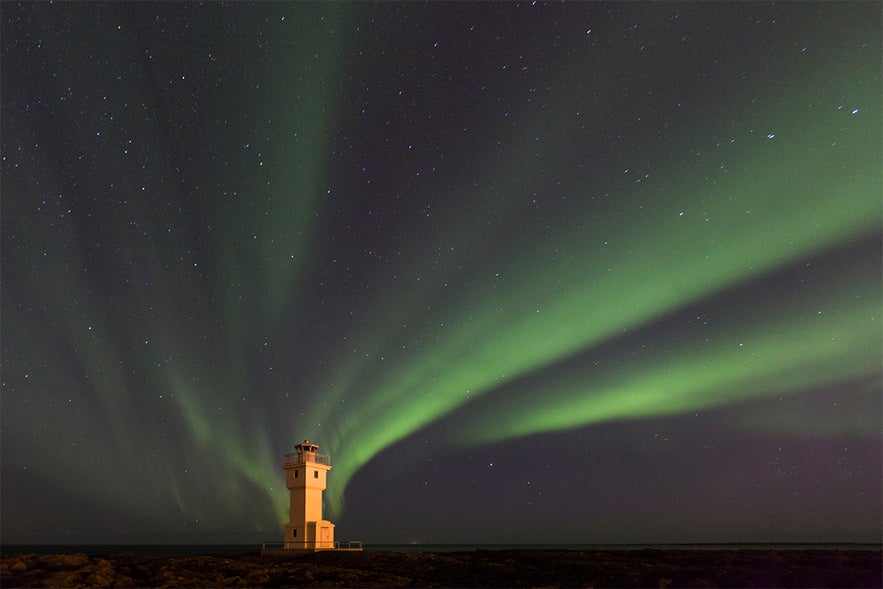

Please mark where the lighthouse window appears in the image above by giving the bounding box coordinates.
[314,470,319,478]
[294,471,298,478]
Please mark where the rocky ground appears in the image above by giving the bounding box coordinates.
[2,548,881,588]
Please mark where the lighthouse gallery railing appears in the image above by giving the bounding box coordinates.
[283,451,330,466]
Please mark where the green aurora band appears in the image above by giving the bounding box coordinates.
[311,46,881,517]
[1,4,350,536]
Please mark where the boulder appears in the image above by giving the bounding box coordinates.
[38,553,90,569]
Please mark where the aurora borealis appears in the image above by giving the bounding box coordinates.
[2,1,880,546]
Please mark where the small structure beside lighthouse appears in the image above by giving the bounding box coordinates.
[282,440,335,550]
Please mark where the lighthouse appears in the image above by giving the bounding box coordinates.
[282,440,335,550]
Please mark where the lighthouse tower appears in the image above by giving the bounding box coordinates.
[282,440,335,550]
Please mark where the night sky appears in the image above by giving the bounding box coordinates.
[2,2,881,546]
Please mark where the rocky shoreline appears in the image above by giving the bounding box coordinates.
[2,548,881,588]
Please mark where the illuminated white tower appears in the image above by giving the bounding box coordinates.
[282,440,335,550]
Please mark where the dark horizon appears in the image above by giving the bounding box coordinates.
[5,540,881,549]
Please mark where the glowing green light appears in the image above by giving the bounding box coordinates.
[317,49,881,516]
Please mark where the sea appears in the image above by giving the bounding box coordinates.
[2,543,880,557]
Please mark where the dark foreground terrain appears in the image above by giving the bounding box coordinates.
[2,548,881,588]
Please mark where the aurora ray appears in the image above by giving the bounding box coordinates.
[314,44,881,514]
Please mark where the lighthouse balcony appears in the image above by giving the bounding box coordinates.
[283,451,330,466]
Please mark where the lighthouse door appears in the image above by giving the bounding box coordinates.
[321,526,331,546]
